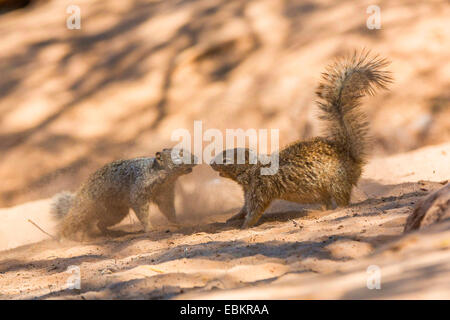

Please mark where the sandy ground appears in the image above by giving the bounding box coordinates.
[0,142,449,299]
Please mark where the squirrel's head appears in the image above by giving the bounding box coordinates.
[156,148,197,173]
[210,148,257,182]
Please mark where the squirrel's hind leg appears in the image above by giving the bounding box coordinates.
[332,185,352,207]
[321,196,337,210]
[58,205,98,241]
[95,203,129,235]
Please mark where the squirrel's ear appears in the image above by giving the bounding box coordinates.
[155,152,161,160]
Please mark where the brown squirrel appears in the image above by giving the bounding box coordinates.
[51,148,196,240]
[210,50,392,228]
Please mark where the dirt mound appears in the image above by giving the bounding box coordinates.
[404,183,450,232]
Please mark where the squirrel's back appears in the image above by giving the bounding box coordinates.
[50,157,156,221]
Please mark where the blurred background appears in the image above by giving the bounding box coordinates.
[0,0,449,207]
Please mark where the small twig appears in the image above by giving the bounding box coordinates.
[27,219,59,241]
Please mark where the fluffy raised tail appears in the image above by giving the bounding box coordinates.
[316,50,392,165]
[50,191,75,220]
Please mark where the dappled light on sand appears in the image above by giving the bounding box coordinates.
[0,0,449,300]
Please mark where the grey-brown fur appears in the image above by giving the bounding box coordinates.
[50,191,74,220]
[51,148,196,240]
[210,50,392,228]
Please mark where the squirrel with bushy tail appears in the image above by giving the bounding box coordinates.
[50,148,196,240]
[211,50,393,228]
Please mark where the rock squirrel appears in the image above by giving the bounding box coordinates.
[51,148,196,240]
[210,50,393,228]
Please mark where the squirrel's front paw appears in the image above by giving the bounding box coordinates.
[241,213,261,229]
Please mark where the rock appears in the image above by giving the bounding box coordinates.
[404,184,450,232]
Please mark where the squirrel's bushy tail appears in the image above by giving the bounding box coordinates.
[316,50,392,164]
[50,191,75,220]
